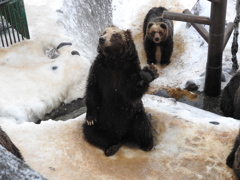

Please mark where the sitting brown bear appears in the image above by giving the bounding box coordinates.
[82,25,159,156]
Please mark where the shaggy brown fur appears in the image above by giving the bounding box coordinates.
[83,25,159,156]
[143,6,174,65]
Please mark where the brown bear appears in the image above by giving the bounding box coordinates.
[82,25,159,156]
[143,6,174,65]
[220,71,240,119]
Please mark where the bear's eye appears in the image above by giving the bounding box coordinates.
[151,31,155,36]
[112,34,117,38]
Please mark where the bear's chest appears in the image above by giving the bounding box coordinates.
[98,68,126,95]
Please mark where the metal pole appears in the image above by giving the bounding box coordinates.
[204,0,227,97]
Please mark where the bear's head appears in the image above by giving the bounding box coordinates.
[97,25,135,57]
[146,22,168,43]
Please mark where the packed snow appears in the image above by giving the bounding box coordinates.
[0,0,240,179]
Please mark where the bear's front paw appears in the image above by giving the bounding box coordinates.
[141,64,159,82]
[160,59,171,66]
[86,118,97,126]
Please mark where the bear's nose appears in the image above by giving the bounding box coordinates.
[154,37,160,42]
[99,37,105,44]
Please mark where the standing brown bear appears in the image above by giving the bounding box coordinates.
[143,6,174,66]
[82,25,159,156]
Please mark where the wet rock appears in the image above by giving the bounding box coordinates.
[209,121,220,125]
[71,50,80,56]
[44,42,72,59]
[44,98,86,121]
[44,47,59,59]
[185,80,199,91]
[153,89,170,98]
[0,145,46,180]
[52,66,58,70]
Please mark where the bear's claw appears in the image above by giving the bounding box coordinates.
[141,64,159,82]
[148,64,159,79]
[86,119,96,126]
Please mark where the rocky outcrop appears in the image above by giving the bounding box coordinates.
[0,145,46,180]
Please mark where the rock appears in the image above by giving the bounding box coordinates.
[71,50,80,56]
[43,98,86,121]
[153,89,170,98]
[0,145,46,180]
[185,80,199,91]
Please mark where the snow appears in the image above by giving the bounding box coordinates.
[0,0,240,179]
[0,0,91,123]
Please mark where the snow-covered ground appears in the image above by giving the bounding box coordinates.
[0,0,240,179]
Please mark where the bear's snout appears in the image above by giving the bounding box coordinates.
[99,37,105,45]
[154,37,160,42]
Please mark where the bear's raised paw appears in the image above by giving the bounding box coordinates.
[141,64,159,82]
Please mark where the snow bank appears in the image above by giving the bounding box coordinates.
[0,41,90,123]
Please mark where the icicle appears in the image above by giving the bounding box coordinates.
[231,0,240,72]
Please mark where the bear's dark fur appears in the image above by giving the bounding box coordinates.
[82,25,159,156]
[0,127,24,161]
[226,130,240,180]
[143,6,174,65]
[220,71,240,119]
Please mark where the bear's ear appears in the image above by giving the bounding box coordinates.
[160,23,167,29]
[147,22,154,29]
[125,29,132,41]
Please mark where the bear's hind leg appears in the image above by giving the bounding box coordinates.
[82,122,122,156]
[127,109,154,152]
